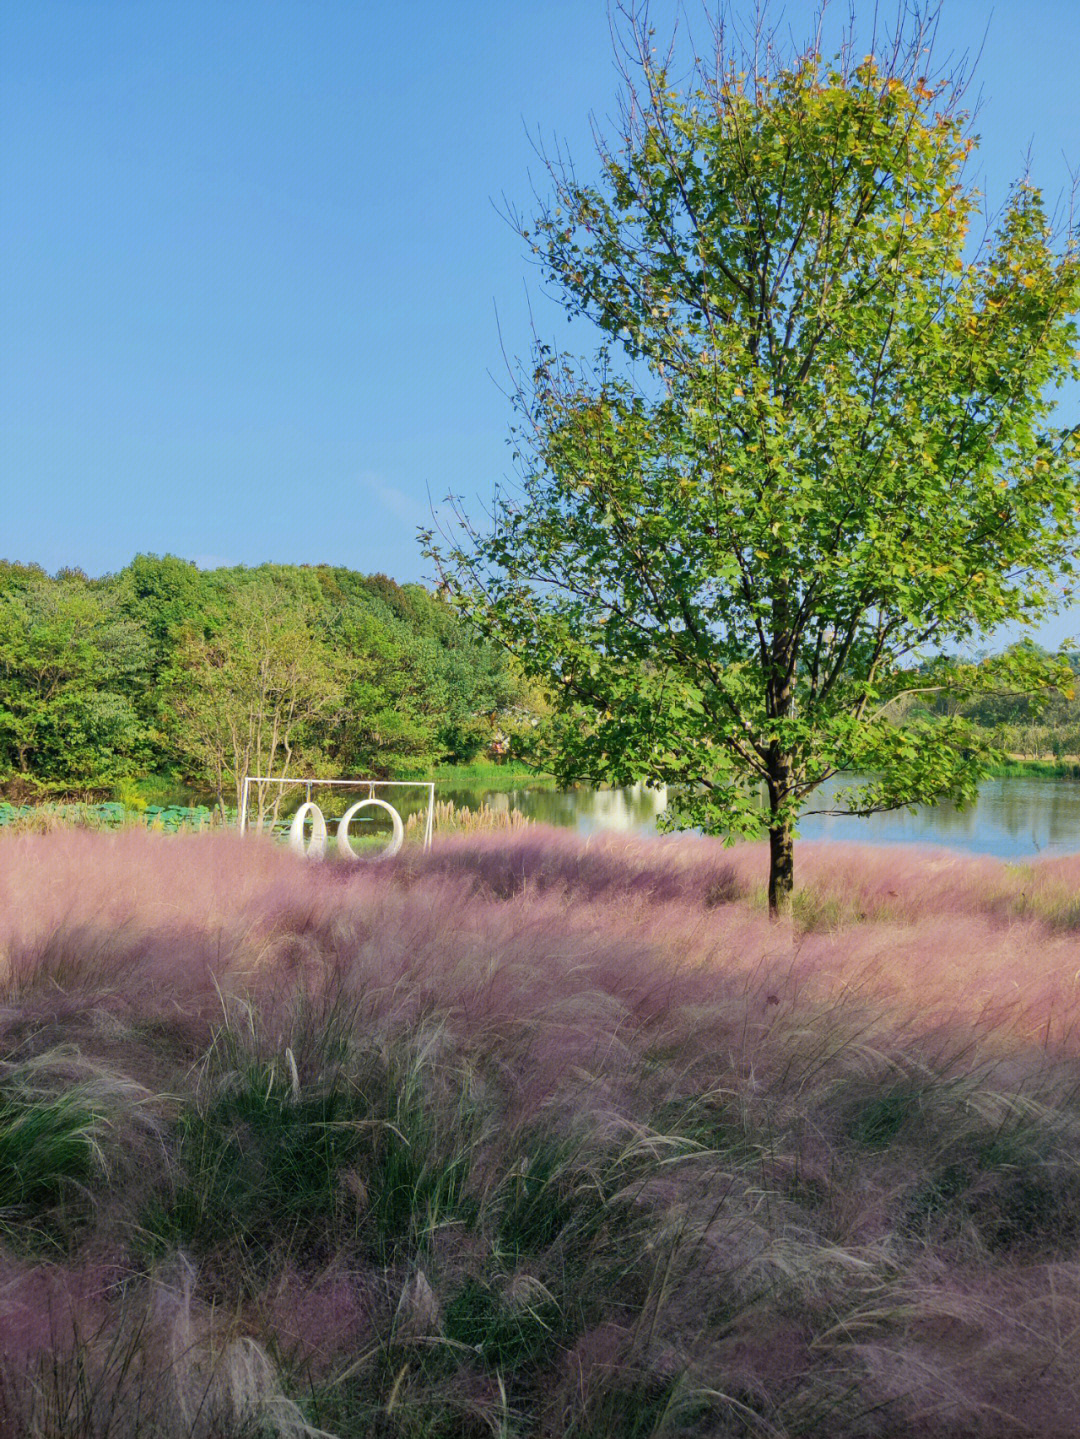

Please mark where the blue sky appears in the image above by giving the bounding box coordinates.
[2,1,1077,639]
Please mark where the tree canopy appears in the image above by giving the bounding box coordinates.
[0,557,535,800]
[431,4,1080,911]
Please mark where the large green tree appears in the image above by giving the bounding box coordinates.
[329,600,454,773]
[431,7,1080,912]
[170,580,342,824]
[0,571,151,787]
[317,571,530,772]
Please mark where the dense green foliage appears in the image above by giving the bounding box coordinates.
[0,556,535,804]
[433,14,1080,912]
[912,645,1080,763]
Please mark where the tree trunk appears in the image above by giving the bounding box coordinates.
[768,819,794,917]
[765,746,795,917]
[765,600,796,919]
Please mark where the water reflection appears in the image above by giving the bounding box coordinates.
[259,772,1080,860]
[803,774,1080,857]
[437,781,669,834]
[430,774,1080,860]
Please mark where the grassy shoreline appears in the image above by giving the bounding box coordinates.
[3,752,1080,810]
[3,756,1080,839]
[985,755,1080,778]
[392,758,557,787]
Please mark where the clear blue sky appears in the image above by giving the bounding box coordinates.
[2,1,1077,637]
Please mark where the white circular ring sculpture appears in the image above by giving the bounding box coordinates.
[337,798,405,861]
[288,801,327,859]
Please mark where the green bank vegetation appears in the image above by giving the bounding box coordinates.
[0,557,548,817]
[908,646,1080,770]
[3,552,1078,838]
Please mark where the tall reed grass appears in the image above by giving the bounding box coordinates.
[4,827,1080,1435]
[404,798,533,836]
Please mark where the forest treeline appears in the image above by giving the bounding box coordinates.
[0,555,541,809]
[3,553,1079,813]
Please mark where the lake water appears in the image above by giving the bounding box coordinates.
[434,773,1080,861]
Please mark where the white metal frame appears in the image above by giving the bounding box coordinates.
[239,776,435,851]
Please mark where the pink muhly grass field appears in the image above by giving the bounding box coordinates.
[3,826,1080,1436]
